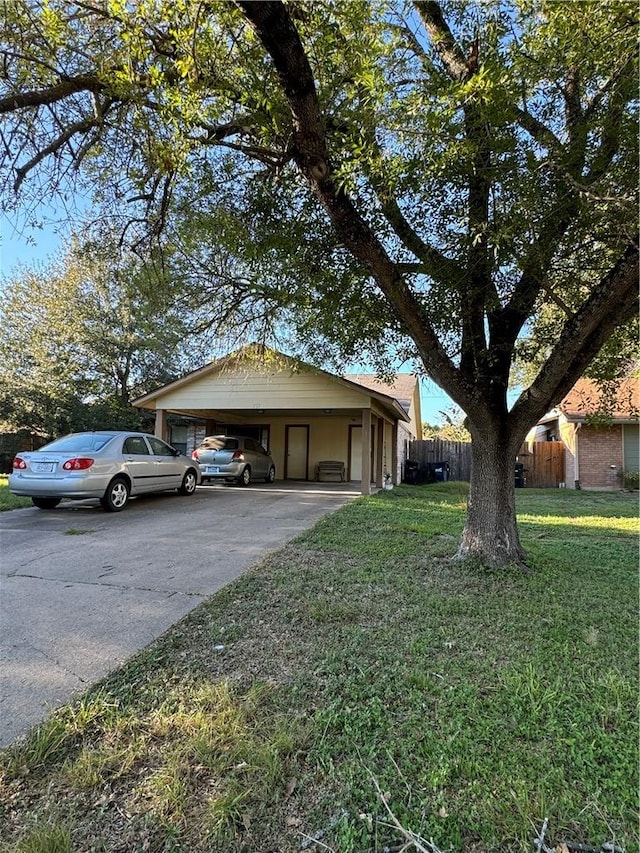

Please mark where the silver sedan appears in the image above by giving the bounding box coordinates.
[9,431,201,512]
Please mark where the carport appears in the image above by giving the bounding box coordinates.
[133,345,421,495]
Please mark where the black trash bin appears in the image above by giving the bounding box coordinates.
[421,464,437,484]
[515,462,525,488]
[431,461,450,482]
[403,459,420,485]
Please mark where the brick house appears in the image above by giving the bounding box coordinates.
[529,378,639,489]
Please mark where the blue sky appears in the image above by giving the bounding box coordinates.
[418,379,458,425]
[1,210,69,277]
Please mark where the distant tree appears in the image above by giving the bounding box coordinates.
[514,309,639,388]
[0,237,197,436]
[423,408,471,442]
[1,1,637,565]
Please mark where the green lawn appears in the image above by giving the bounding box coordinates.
[0,477,30,511]
[0,484,637,853]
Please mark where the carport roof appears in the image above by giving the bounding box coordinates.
[133,344,412,423]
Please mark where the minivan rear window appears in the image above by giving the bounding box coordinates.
[201,436,227,450]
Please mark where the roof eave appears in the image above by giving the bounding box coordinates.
[132,346,411,423]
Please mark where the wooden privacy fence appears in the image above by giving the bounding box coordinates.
[407,439,565,487]
[408,439,472,482]
[519,441,565,488]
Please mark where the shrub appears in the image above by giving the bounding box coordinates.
[621,469,640,490]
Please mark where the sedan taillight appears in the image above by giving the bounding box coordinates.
[62,457,95,471]
[12,457,27,470]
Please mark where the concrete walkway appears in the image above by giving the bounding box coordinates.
[0,481,359,746]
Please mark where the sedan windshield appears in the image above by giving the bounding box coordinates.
[41,434,116,453]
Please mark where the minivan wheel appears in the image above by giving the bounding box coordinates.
[101,477,130,512]
[32,497,61,509]
[178,469,198,495]
[238,466,251,486]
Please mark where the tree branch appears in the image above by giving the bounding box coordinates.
[413,0,470,81]
[489,167,583,361]
[0,75,106,114]
[583,54,636,122]
[512,105,562,152]
[563,65,583,138]
[461,100,493,380]
[13,113,100,192]
[510,240,639,430]
[235,0,469,406]
[585,59,636,183]
[412,1,498,384]
[357,118,460,287]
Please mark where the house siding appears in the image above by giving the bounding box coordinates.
[157,368,367,411]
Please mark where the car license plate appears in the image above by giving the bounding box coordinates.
[32,462,55,473]
[205,466,220,474]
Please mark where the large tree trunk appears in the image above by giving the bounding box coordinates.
[457,431,526,566]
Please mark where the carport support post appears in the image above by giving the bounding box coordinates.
[376,418,384,488]
[392,421,399,484]
[361,408,372,495]
[155,408,168,441]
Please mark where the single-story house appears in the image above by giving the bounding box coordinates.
[528,377,639,489]
[132,345,422,494]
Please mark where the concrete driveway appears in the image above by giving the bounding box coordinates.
[0,481,358,747]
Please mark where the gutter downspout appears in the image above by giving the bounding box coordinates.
[574,422,582,489]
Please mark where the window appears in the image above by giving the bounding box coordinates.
[201,436,226,450]
[148,437,176,457]
[170,425,187,456]
[123,436,150,455]
[44,434,114,453]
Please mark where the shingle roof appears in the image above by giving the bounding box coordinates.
[345,374,418,413]
[557,377,639,421]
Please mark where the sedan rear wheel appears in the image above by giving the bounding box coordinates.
[101,477,130,512]
[238,466,251,486]
[32,497,61,509]
[178,469,198,495]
